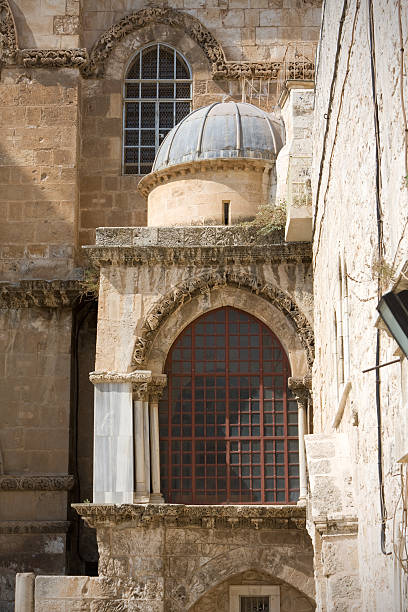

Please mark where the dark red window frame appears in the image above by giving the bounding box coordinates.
[159,307,299,504]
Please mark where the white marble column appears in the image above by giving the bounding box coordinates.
[90,371,151,504]
[133,377,151,503]
[149,375,167,503]
[288,376,310,507]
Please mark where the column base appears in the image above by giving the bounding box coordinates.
[149,493,164,504]
[297,496,307,507]
[133,492,150,503]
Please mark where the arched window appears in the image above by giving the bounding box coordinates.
[123,43,192,175]
[159,307,299,505]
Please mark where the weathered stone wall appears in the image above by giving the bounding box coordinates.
[12,0,81,49]
[311,0,408,609]
[0,306,73,610]
[33,504,315,612]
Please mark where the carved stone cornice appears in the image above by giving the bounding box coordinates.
[149,375,167,402]
[73,502,306,530]
[0,520,71,534]
[89,370,152,385]
[21,48,88,68]
[314,516,359,537]
[138,158,274,199]
[130,270,314,370]
[0,0,18,64]
[0,280,83,308]
[0,474,75,491]
[84,244,311,269]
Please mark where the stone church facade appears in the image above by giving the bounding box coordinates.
[1,0,408,611]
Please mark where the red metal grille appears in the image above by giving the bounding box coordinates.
[159,307,299,504]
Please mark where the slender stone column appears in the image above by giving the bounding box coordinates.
[133,377,151,503]
[288,376,310,507]
[149,375,167,503]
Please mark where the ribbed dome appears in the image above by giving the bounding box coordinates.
[153,101,283,172]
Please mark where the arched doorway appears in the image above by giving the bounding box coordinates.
[159,307,299,504]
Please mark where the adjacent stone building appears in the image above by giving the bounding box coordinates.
[3,0,408,611]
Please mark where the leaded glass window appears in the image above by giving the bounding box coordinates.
[159,307,300,505]
[123,43,192,175]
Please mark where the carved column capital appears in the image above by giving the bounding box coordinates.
[149,375,167,402]
[90,370,152,386]
[288,376,310,408]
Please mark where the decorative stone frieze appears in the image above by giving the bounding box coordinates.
[0,0,17,63]
[0,520,71,534]
[0,280,83,308]
[73,502,306,530]
[130,270,314,369]
[21,48,88,68]
[89,370,152,385]
[0,474,75,491]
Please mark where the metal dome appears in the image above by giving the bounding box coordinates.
[152,101,283,172]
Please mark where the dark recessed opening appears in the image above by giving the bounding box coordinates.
[223,201,230,225]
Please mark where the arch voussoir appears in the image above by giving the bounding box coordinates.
[131,270,314,371]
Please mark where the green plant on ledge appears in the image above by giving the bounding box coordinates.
[80,267,100,300]
[242,200,287,234]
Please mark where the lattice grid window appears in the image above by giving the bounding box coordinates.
[240,597,270,612]
[159,307,300,505]
[123,43,192,175]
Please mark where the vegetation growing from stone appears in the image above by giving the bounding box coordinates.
[80,267,100,299]
[242,200,287,234]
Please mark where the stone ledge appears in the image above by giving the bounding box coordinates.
[0,474,75,491]
[84,243,312,268]
[0,280,83,308]
[0,521,71,534]
[94,226,286,248]
[73,503,306,530]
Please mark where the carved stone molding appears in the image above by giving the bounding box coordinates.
[0,474,75,491]
[85,243,311,268]
[0,0,17,64]
[0,280,83,308]
[73,502,306,530]
[21,48,88,68]
[314,516,359,537]
[131,270,314,370]
[138,158,274,199]
[89,370,152,385]
[0,520,71,534]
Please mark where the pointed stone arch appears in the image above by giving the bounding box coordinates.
[0,0,18,63]
[131,270,314,371]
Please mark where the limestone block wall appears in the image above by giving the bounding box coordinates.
[0,67,80,281]
[0,306,73,611]
[12,0,80,49]
[311,0,408,609]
